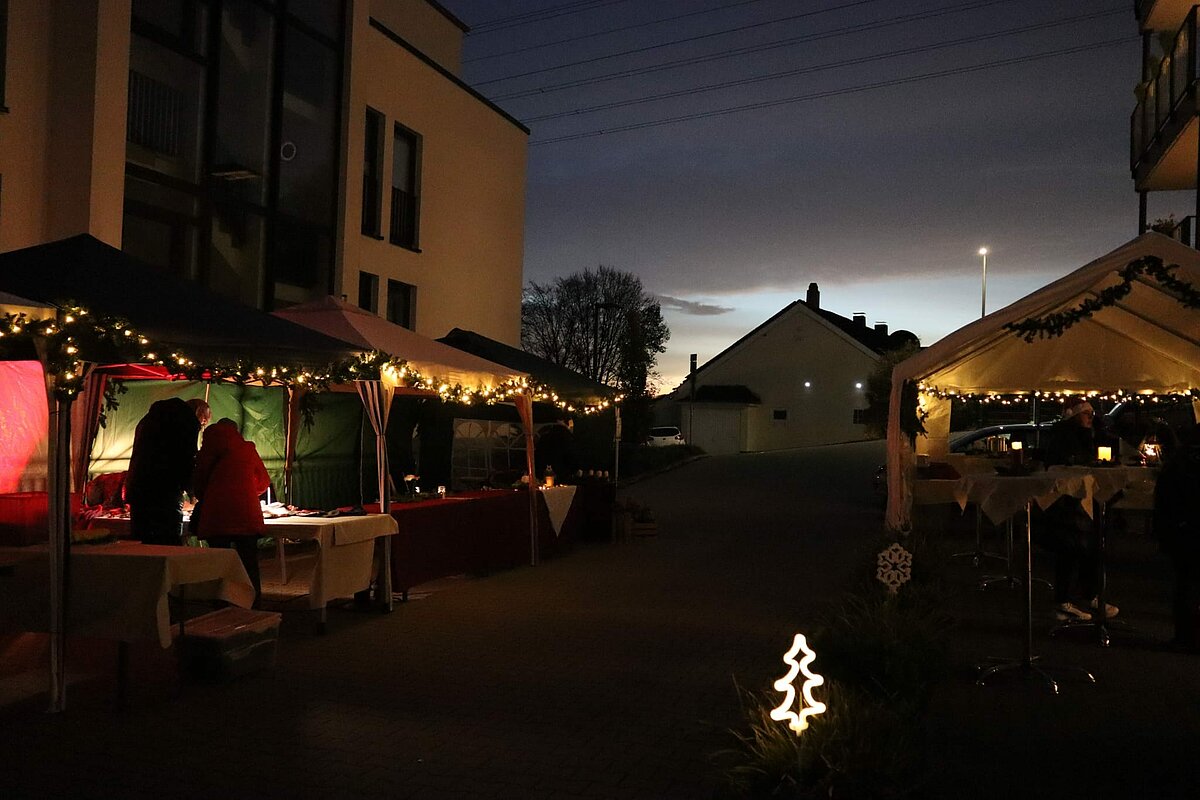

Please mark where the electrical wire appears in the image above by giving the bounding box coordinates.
[522,7,1125,123]
[468,0,633,35]
[476,0,1004,87]
[528,36,1135,146]
[465,0,781,63]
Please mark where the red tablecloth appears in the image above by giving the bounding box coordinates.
[368,487,606,597]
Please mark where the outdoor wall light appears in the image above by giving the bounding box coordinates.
[803,381,812,388]
[855,382,863,389]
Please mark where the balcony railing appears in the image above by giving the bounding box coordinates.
[1131,6,1199,176]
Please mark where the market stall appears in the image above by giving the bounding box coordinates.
[886,232,1200,533]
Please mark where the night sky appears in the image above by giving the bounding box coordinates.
[440,0,1144,390]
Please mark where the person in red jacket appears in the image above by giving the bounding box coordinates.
[192,418,270,600]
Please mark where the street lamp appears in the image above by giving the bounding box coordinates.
[978,247,989,318]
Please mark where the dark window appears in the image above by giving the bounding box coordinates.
[132,0,207,55]
[122,173,201,280]
[277,23,338,227]
[362,108,384,236]
[126,35,205,183]
[772,409,787,421]
[0,0,9,110]
[853,409,867,424]
[212,0,273,205]
[387,280,415,330]
[359,271,379,313]
[286,0,342,39]
[390,124,421,249]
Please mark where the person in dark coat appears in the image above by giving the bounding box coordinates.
[1154,423,1200,651]
[1036,397,1115,621]
[192,419,270,600]
[126,398,209,545]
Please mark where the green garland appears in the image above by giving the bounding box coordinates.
[1005,256,1200,342]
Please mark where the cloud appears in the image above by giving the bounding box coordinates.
[655,295,735,316]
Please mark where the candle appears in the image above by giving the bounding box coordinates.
[1010,441,1022,451]
[1097,446,1112,462]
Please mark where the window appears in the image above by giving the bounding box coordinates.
[359,271,379,313]
[362,109,384,236]
[387,279,415,330]
[772,409,788,421]
[390,124,421,249]
[0,0,9,110]
[853,409,867,424]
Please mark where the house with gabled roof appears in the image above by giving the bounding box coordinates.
[660,283,918,454]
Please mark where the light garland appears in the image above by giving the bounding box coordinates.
[0,305,622,414]
[917,384,1197,404]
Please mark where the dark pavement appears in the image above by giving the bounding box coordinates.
[4,440,1198,798]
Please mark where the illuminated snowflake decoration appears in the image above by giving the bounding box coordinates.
[876,542,913,595]
[768,634,827,735]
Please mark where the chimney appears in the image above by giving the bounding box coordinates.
[874,321,888,336]
[805,282,820,309]
[852,313,866,327]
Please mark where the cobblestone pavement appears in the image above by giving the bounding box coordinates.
[4,442,887,799]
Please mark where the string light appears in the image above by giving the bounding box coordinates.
[917,383,1197,404]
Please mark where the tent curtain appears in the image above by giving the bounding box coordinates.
[284,386,305,505]
[354,379,395,610]
[70,371,105,492]
[513,391,538,566]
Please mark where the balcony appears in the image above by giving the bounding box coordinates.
[1138,1,1198,33]
[1131,6,1200,189]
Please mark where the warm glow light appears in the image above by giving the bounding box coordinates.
[769,634,826,735]
[1010,440,1022,450]
[979,247,988,255]
[1097,446,1113,462]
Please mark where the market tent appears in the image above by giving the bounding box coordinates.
[886,232,1200,532]
[0,235,358,366]
[438,328,616,405]
[0,235,360,711]
[271,296,527,388]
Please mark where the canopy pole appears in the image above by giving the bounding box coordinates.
[515,392,538,566]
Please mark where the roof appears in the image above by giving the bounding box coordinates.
[669,296,903,395]
[438,328,617,405]
[0,234,359,367]
[272,297,526,389]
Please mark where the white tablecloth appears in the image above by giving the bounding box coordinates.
[263,514,398,609]
[954,466,1158,526]
[539,485,577,536]
[0,541,253,647]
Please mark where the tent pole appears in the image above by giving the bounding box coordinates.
[613,406,621,484]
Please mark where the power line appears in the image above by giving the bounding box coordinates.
[492,0,1018,101]
[529,36,1135,146]
[475,0,896,85]
[468,0,633,35]
[465,0,777,64]
[522,7,1125,123]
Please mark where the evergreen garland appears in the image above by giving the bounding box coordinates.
[1005,256,1200,342]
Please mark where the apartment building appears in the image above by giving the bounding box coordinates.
[1132,0,1200,245]
[0,0,527,345]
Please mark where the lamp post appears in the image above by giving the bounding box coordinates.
[978,247,989,318]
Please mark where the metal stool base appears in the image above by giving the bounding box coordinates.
[976,655,1096,694]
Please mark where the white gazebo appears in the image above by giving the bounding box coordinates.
[886,233,1200,532]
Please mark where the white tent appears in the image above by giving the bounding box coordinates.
[272,296,527,390]
[886,232,1200,532]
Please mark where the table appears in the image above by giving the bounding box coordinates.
[259,514,398,622]
[539,485,577,536]
[955,472,1098,693]
[0,541,253,648]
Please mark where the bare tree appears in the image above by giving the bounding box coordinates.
[521,266,668,394]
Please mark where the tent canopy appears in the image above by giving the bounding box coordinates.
[439,328,616,405]
[894,233,1200,395]
[886,232,1200,531]
[0,235,358,367]
[272,296,526,390]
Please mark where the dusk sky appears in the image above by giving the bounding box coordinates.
[441,0,1146,391]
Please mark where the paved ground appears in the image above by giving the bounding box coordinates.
[5,441,1198,798]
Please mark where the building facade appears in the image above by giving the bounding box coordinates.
[0,0,527,345]
[1132,0,1200,244]
[660,283,918,454]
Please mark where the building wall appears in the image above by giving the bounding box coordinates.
[341,4,527,346]
[0,0,129,252]
[369,0,464,73]
[676,307,878,451]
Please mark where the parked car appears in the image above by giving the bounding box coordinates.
[645,426,686,447]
